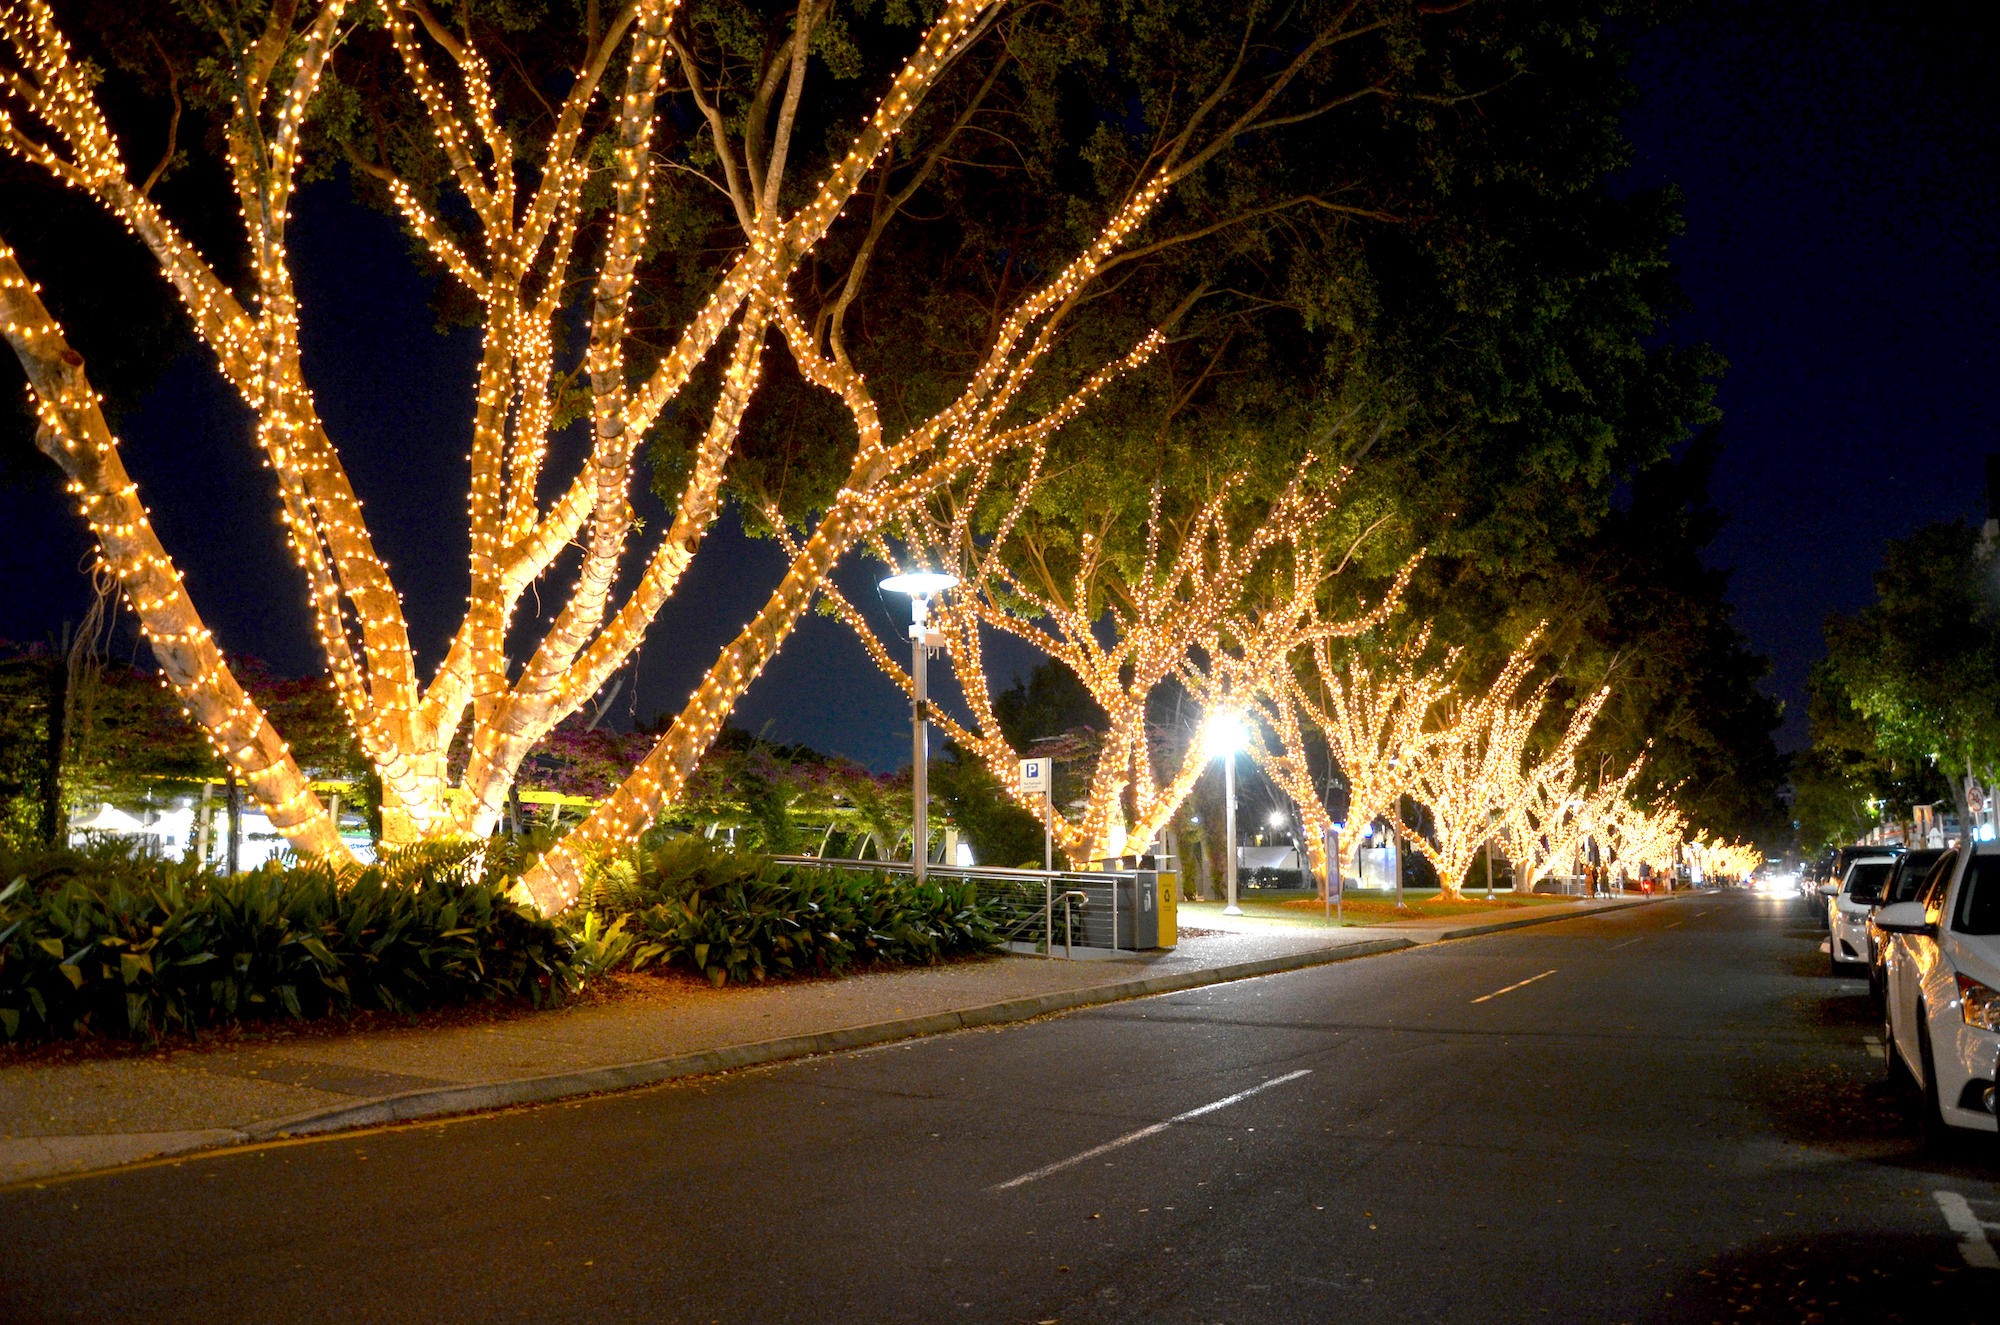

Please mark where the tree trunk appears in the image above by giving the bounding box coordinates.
[225,767,241,876]
[196,781,214,866]
[1952,761,1975,843]
[1,248,350,863]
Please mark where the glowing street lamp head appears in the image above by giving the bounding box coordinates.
[879,570,960,599]
[1205,711,1249,758]
[881,569,959,633]
[1267,810,1287,828]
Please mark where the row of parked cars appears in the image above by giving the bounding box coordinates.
[1808,841,2000,1147]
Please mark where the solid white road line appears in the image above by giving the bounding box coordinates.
[1608,937,1644,950]
[1470,969,1558,1004]
[1933,1189,2000,1269]
[991,1069,1314,1192]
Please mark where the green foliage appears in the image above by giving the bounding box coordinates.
[567,909,638,979]
[1797,520,1998,849]
[575,836,1000,987]
[0,647,370,851]
[0,838,577,1044]
[0,650,52,848]
[1791,657,1953,854]
[929,743,1051,869]
[615,725,907,852]
[1823,520,2000,793]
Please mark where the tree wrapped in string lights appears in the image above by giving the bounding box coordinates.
[1257,628,1456,889]
[1393,633,1609,900]
[2,0,1380,911]
[1602,798,1689,879]
[1683,832,1760,883]
[1182,525,1421,896]
[1499,746,1648,891]
[825,462,1399,864]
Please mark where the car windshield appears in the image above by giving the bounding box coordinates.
[1953,857,2000,936]
[1844,861,1895,903]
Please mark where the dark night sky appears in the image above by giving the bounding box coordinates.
[1622,1,1997,749]
[2,1,1994,768]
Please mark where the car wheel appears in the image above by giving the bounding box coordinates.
[1868,959,1886,1008]
[1884,1010,1914,1089]
[1917,1017,1958,1156]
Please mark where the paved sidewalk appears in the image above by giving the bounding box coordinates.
[0,894,1667,1187]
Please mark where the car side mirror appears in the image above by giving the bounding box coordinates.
[1817,883,1838,898]
[1874,901,1936,937]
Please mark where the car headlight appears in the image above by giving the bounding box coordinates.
[1956,973,2000,1031]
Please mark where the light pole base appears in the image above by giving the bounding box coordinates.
[1221,904,1244,916]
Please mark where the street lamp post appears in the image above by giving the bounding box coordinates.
[880,570,959,884]
[1206,711,1249,916]
[1327,823,1343,923]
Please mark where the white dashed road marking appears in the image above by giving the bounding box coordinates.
[992,1070,1313,1191]
[1934,1190,2000,1269]
[1471,970,1557,1004]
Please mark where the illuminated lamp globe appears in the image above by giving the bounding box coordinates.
[879,570,960,598]
[1204,711,1249,759]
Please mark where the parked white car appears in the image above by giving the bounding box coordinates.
[1879,843,2000,1144]
[1866,848,1952,1005]
[1825,854,1898,975]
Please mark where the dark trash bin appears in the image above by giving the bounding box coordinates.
[1116,870,1161,950]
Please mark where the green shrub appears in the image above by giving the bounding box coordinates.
[578,836,1001,986]
[0,839,577,1043]
[0,834,1008,1043]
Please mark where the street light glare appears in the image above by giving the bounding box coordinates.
[1267,810,1286,827]
[1205,711,1249,758]
[1208,708,1249,917]
[879,570,960,597]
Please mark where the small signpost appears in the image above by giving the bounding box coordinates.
[1020,758,1052,872]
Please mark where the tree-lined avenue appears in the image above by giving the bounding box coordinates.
[4,894,1996,1322]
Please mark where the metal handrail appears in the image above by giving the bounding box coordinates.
[1059,890,1088,959]
[769,855,1133,884]
[768,855,1136,959]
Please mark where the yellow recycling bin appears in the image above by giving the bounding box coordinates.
[1156,869,1178,948]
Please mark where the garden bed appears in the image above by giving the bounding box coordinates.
[1,837,1002,1046]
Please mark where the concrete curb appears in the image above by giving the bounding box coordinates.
[245,936,1418,1141]
[0,1128,252,1188]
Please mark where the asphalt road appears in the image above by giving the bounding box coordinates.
[5,892,1999,1324]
